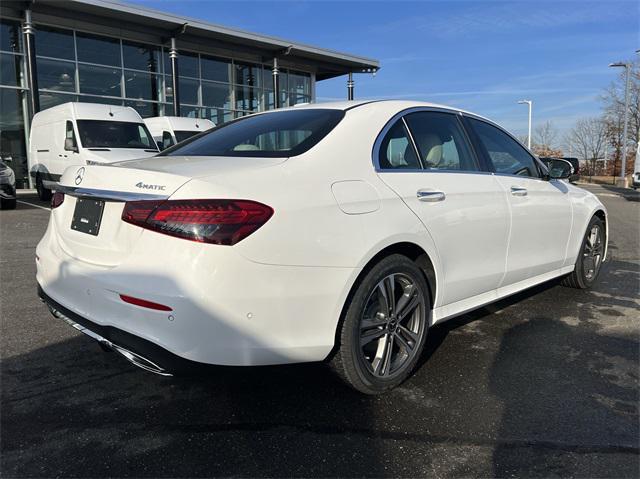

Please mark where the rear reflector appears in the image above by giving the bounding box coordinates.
[119,294,173,311]
[51,191,65,209]
[121,199,273,245]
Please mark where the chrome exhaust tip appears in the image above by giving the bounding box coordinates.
[110,344,173,376]
[47,305,173,377]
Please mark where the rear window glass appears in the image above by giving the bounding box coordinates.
[162,109,345,158]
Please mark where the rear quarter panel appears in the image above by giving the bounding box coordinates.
[171,103,444,301]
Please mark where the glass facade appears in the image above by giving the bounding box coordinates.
[35,24,312,124]
[1,18,316,189]
[35,25,164,117]
[166,51,312,124]
[0,19,28,187]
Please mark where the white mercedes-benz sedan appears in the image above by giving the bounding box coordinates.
[36,100,607,394]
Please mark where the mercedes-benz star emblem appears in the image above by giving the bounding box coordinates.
[75,167,85,185]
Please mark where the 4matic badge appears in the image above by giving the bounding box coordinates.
[135,181,166,191]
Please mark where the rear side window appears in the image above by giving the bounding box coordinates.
[162,109,344,158]
[378,120,420,170]
[162,131,174,150]
[468,118,539,178]
[65,120,77,148]
[404,112,478,171]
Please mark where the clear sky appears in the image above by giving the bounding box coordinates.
[130,0,638,140]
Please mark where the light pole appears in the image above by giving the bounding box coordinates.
[518,100,533,149]
[609,62,631,187]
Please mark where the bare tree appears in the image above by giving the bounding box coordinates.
[534,121,558,150]
[565,118,608,180]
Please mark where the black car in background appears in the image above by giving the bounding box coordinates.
[540,156,580,183]
[0,160,17,210]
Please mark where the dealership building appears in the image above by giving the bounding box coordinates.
[0,0,379,188]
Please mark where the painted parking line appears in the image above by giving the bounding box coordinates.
[17,200,50,211]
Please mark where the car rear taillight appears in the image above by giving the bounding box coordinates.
[51,191,65,209]
[121,199,273,245]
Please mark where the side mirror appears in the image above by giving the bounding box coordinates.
[546,158,572,180]
[64,138,78,153]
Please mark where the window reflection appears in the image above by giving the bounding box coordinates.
[200,107,232,125]
[79,63,121,96]
[180,105,200,118]
[35,26,74,60]
[39,91,77,110]
[124,70,159,101]
[0,20,22,53]
[122,40,159,72]
[124,100,160,118]
[37,58,75,92]
[179,52,199,78]
[202,81,231,109]
[78,95,122,106]
[0,53,22,87]
[234,63,259,87]
[234,85,259,111]
[201,55,230,83]
[179,77,199,104]
[76,32,121,66]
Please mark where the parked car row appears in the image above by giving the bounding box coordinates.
[35,100,607,394]
[28,103,214,201]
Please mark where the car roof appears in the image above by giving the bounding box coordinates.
[285,99,491,122]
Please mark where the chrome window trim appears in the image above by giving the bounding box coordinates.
[54,184,169,202]
[373,106,485,174]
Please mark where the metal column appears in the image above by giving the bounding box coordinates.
[272,57,280,109]
[347,72,354,100]
[23,9,39,117]
[169,37,180,116]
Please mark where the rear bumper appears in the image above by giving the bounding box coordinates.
[36,213,357,367]
[39,285,200,375]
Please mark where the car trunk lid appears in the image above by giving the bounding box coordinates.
[52,164,190,266]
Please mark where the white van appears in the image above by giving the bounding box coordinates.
[144,116,215,151]
[29,102,158,200]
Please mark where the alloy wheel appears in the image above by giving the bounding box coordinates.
[583,224,603,281]
[359,273,426,378]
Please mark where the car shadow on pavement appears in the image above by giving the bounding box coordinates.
[2,261,638,477]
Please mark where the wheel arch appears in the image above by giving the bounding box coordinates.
[328,241,439,360]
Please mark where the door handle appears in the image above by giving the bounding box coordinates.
[510,186,527,196]
[417,189,446,202]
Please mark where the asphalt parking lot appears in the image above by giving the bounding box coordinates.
[1,184,638,478]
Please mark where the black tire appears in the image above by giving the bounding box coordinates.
[330,254,430,394]
[0,198,16,210]
[36,175,52,202]
[561,215,605,289]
